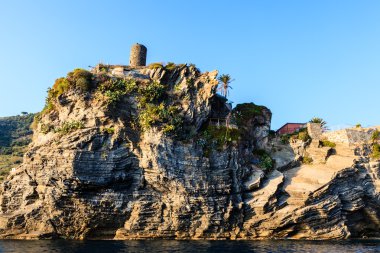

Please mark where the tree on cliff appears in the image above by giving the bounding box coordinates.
[218,74,234,98]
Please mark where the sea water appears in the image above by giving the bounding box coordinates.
[0,239,379,253]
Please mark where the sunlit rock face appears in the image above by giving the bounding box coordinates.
[0,64,379,240]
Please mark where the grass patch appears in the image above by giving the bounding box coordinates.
[320,140,336,148]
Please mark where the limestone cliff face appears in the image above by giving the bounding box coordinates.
[0,64,379,240]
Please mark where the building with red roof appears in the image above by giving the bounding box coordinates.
[276,123,306,135]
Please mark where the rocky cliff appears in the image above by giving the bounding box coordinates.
[0,64,379,240]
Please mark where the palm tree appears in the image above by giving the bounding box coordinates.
[309,117,328,131]
[218,74,234,98]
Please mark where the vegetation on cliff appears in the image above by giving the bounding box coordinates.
[37,66,195,137]
[29,64,273,172]
[0,113,34,181]
[371,130,380,160]
[280,128,312,144]
[372,143,380,159]
[233,103,266,126]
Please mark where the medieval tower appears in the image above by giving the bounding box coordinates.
[129,43,147,67]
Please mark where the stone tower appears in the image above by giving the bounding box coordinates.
[129,43,147,67]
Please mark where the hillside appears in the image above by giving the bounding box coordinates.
[0,114,34,181]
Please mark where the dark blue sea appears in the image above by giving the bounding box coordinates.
[0,240,379,253]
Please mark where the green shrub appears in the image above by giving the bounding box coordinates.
[40,69,93,118]
[260,155,274,170]
[268,130,276,138]
[41,88,56,115]
[280,129,310,143]
[124,79,138,93]
[298,131,311,142]
[165,62,176,70]
[138,81,166,106]
[104,89,126,105]
[139,103,163,129]
[280,134,290,144]
[52,77,70,97]
[75,77,91,91]
[67,68,93,92]
[173,82,183,92]
[162,124,175,133]
[186,78,194,86]
[138,103,183,133]
[233,103,265,126]
[98,78,124,92]
[320,140,336,148]
[102,127,115,134]
[148,62,164,69]
[252,149,274,170]
[72,68,92,79]
[371,130,380,142]
[200,125,240,152]
[371,143,380,159]
[188,63,199,70]
[356,123,362,128]
[31,113,42,129]
[55,121,84,134]
[40,123,53,134]
[98,78,137,106]
[302,155,313,164]
[96,73,110,83]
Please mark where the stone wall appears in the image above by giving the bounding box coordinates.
[322,128,376,145]
[322,129,350,144]
[130,43,147,67]
[307,123,322,140]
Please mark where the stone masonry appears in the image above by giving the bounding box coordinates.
[129,43,147,67]
[307,122,322,140]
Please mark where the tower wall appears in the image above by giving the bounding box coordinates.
[129,43,147,67]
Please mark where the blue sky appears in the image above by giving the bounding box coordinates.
[0,1,379,129]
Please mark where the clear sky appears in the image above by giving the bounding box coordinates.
[0,0,379,129]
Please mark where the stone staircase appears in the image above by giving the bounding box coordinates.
[281,143,358,210]
[305,140,332,164]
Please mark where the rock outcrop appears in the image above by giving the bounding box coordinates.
[0,64,380,240]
